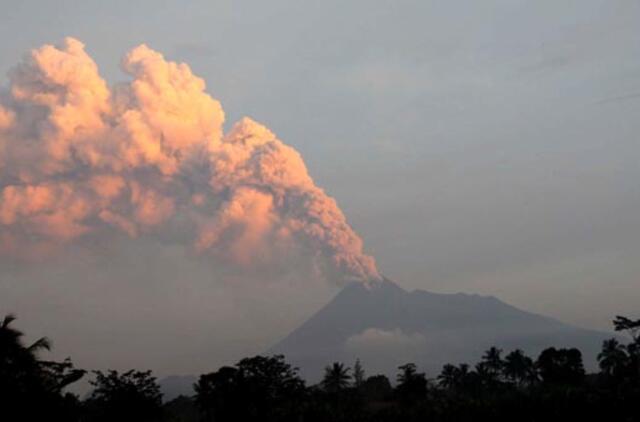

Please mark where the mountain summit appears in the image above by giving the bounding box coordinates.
[270,278,611,381]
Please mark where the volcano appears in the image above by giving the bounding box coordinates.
[269,279,612,381]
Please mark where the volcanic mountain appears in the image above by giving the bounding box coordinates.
[269,278,612,381]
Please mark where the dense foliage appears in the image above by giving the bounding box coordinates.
[1,314,638,421]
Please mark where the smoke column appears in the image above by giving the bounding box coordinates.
[0,38,380,283]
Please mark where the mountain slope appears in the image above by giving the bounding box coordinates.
[269,279,612,381]
[159,375,197,402]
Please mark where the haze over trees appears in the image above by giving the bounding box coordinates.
[1,314,639,421]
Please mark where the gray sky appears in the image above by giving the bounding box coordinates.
[0,0,639,376]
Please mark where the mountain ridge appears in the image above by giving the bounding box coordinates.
[269,278,612,381]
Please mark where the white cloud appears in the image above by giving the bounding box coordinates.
[346,327,426,351]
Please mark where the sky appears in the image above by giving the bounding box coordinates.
[0,0,639,377]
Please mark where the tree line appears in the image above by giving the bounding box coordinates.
[1,314,638,421]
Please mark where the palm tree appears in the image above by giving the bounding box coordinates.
[456,363,470,379]
[397,363,419,385]
[1,314,50,350]
[613,316,640,378]
[321,362,351,393]
[438,363,471,393]
[613,316,640,343]
[397,363,427,399]
[598,338,629,378]
[503,349,536,387]
[481,347,504,379]
[1,314,84,389]
[0,314,51,378]
[0,314,21,347]
[0,315,85,421]
[437,364,458,391]
[353,358,365,388]
[536,347,585,386]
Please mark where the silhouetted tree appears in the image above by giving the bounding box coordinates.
[614,316,640,342]
[536,347,585,386]
[614,315,640,380]
[195,355,305,422]
[0,314,51,387]
[162,395,199,422]
[194,366,240,421]
[84,369,162,422]
[0,314,85,421]
[598,338,629,380]
[396,363,428,400]
[503,349,536,387]
[477,346,504,384]
[8,313,640,422]
[438,363,479,395]
[322,362,351,393]
[360,375,392,402]
[239,355,306,419]
[353,358,365,388]
[437,364,458,392]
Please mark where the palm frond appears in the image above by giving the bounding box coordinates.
[28,336,52,353]
[1,313,16,329]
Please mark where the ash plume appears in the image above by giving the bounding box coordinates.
[0,38,380,283]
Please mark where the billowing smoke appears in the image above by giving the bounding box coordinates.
[0,38,380,283]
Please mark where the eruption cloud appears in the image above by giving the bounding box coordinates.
[0,38,380,283]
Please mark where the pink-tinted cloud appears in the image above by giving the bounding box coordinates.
[0,38,380,282]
